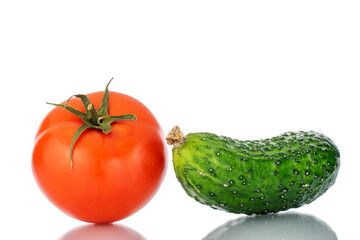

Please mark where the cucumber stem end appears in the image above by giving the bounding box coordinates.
[166,125,186,148]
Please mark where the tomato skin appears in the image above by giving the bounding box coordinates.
[32,91,167,223]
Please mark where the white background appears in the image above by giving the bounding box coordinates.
[1,0,359,239]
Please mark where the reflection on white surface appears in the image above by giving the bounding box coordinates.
[203,212,337,240]
[59,223,146,240]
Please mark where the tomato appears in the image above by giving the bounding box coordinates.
[32,80,167,223]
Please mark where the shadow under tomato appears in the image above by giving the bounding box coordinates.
[59,223,147,240]
[203,211,337,240]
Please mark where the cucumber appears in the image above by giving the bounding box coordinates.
[166,126,340,215]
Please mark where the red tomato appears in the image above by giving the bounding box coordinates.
[32,81,167,223]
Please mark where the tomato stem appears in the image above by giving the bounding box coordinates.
[46,78,137,168]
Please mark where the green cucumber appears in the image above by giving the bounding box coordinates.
[166,126,340,215]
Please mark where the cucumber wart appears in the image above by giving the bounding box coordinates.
[166,126,340,215]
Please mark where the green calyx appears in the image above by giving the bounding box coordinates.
[47,78,137,168]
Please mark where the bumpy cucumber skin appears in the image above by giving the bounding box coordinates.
[172,131,340,215]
